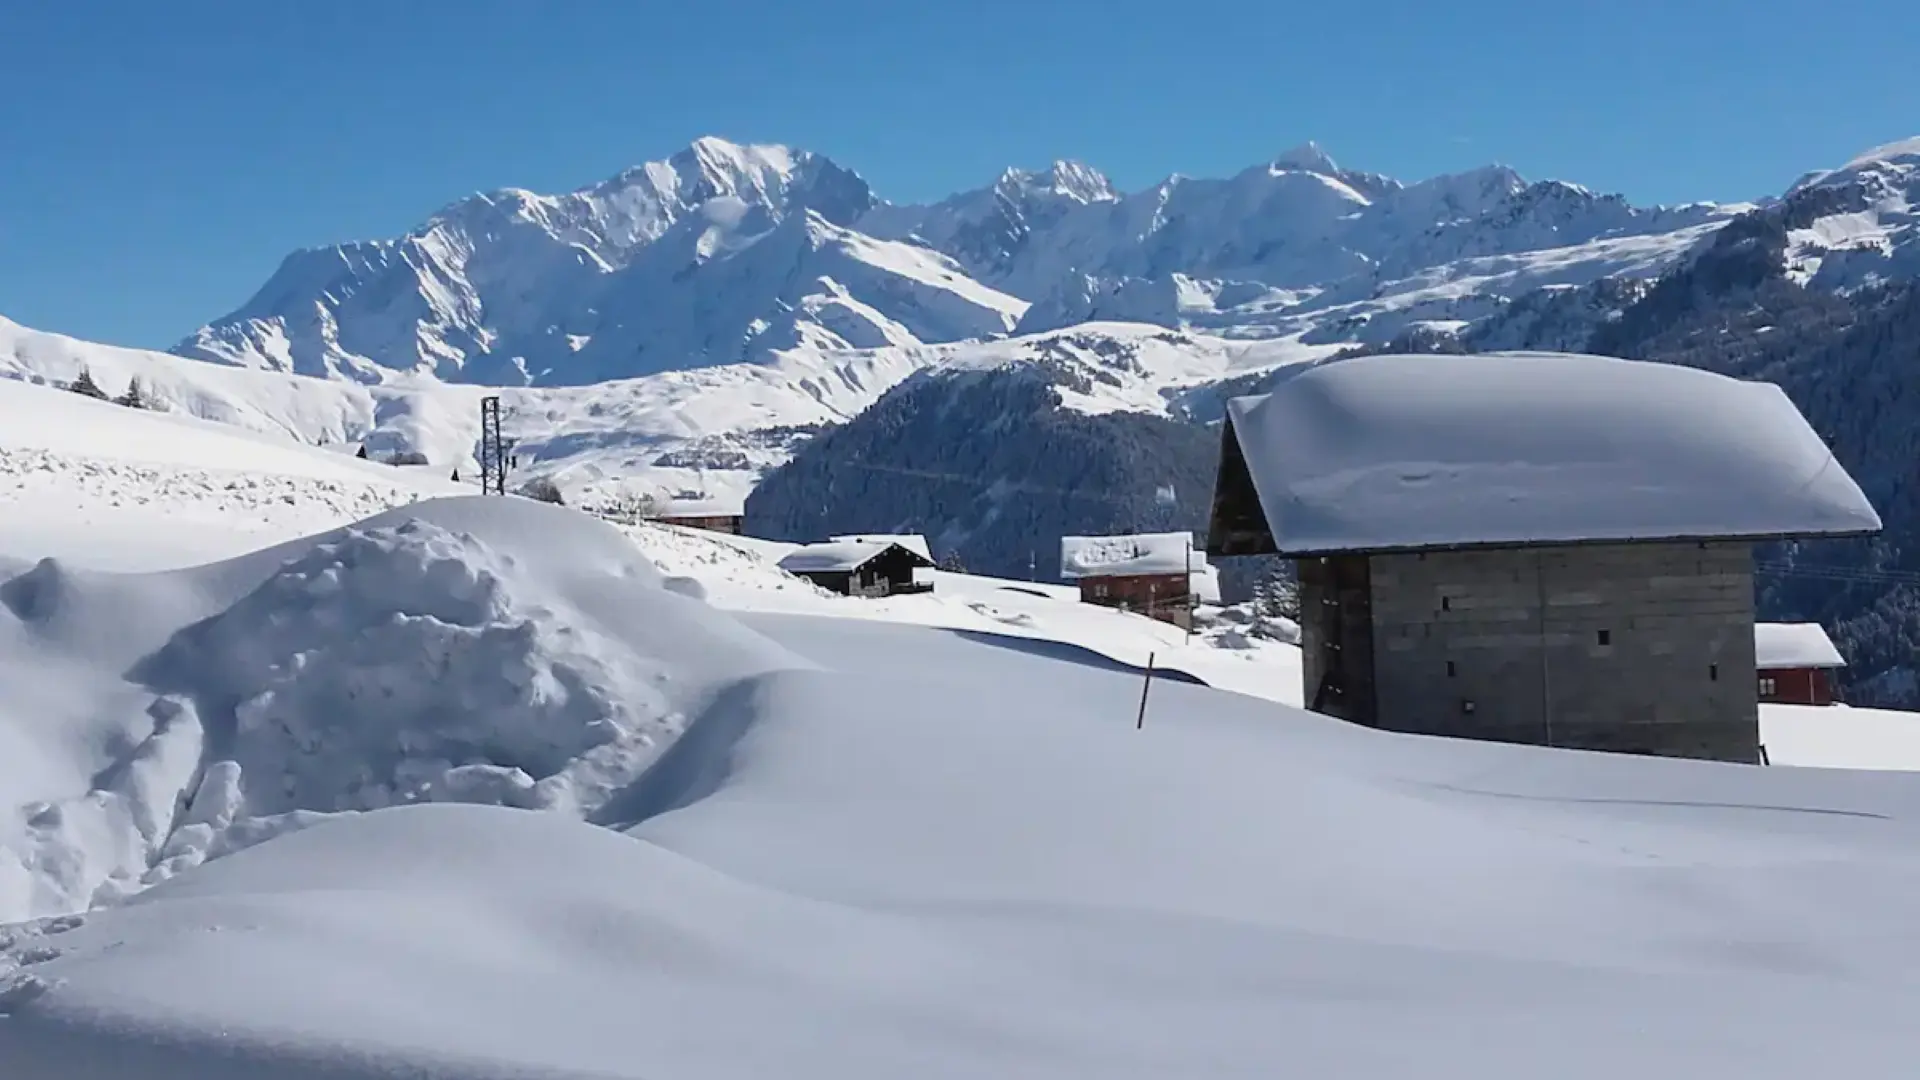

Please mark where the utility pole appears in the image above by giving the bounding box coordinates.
[479,396,506,495]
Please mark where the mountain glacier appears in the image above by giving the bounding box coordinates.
[173,136,1796,387]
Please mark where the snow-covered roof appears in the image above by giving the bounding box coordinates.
[1218,352,1882,555]
[830,533,932,562]
[1755,622,1846,670]
[656,497,743,519]
[1059,533,1204,579]
[779,539,933,574]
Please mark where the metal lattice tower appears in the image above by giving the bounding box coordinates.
[479,396,505,495]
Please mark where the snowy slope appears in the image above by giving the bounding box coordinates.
[174,136,1780,386]
[4,314,933,509]
[1779,138,1920,288]
[6,597,1920,1077]
[0,375,457,569]
[8,314,1317,510]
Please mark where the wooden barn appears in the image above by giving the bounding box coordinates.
[654,498,745,535]
[778,539,935,597]
[1204,351,1881,764]
[1755,622,1846,706]
[1059,532,1220,628]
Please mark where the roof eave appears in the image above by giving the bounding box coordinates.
[1271,526,1883,560]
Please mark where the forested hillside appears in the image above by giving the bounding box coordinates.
[744,367,1219,581]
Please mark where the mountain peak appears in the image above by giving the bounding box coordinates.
[1273,141,1339,174]
[995,159,1118,205]
[1787,135,1920,195]
[672,135,800,183]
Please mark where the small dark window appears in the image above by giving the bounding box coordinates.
[1446,660,1456,677]
[1710,663,1719,681]
[1440,596,1451,611]
[1597,629,1611,646]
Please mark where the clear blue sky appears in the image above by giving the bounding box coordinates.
[3,0,1915,350]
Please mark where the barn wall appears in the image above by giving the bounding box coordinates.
[1361,541,1758,763]
[1760,666,1834,706]
[1078,573,1192,626]
[1298,555,1377,725]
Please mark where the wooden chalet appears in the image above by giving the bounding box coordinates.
[654,498,745,535]
[1755,622,1846,706]
[1059,532,1218,628]
[830,534,934,562]
[778,539,935,597]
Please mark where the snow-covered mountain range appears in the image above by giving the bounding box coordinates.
[173,134,1920,388]
[5,134,1913,513]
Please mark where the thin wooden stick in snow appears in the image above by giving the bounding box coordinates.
[1136,651,1156,730]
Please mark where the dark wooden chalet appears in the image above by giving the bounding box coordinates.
[778,540,935,597]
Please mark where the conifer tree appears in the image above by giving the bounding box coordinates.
[67,366,108,400]
[114,376,149,409]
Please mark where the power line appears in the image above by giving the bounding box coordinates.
[1756,561,1920,587]
[836,459,1132,508]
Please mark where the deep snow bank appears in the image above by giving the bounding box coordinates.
[0,496,798,921]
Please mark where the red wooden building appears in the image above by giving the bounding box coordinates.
[653,498,745,535]
[1059,532,1218,629]
[1754,622,1845,706]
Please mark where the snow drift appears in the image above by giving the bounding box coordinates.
[0,495,798,921]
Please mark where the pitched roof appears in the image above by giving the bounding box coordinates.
[656,497,743,519]
[1755,622,1846,670]
[1059,532,1204,579]
[778,539,935,574]
[1208,351,1882,557]
[829,534,933,562]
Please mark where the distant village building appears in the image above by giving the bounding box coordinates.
[1059,532,1219,628]
[1205,352,1881,764]
[830,534,934,562]
[1755,622,1846,706]
[778,539,936,598]
[654,498,745,535]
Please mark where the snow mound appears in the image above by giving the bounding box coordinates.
[0,496,799,921]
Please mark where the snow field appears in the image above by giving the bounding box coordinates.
[6,369,1920,1075]
[8,612,1920,1077]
